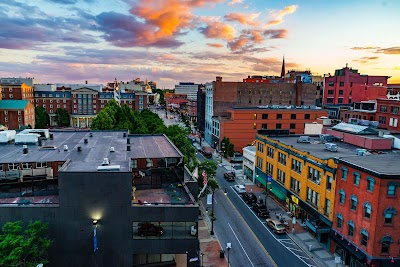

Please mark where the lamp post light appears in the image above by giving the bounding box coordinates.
[210,188,228,235]
[256,173,268,205]
[226,243,232,266]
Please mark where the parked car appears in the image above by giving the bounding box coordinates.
[138,223,164,237]
[233,185,246,194]
[190,225,197,236]
[242,192,257,204]
[230,152,243,163]
[252,203,270,218]
[224,171,235,181]
[266,219,286,234]
[200,146,213,158]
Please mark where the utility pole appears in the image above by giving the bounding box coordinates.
[210,189,215,235]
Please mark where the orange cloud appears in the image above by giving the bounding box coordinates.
[207,43,224,48]
[353,56,379,64]
[228,0,243,6]
[266,5,298,27]
[224,12,259,26]
[201,21,236,40]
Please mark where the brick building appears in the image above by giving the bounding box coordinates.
[0,82,34,103]
[205,76,319,149]
[0,100,35,129]
[165,93,188,114]
[324,65,389,106]
[376,95,400,131]
[332,154,400,267]
[214,107,328,151]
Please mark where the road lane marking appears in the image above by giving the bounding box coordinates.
[228,223,255,267]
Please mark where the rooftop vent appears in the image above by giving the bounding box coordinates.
[23,145,28,154]
[297,136,311,143]
[123,133,127,137]
[63,145,68,151]
[77,146,82,152]
[325,143,338,152]
[50,134,54,140]
[127,145,131,151]
[89,133,93,137]
[110,147,115,152]
[84,138,88,144]
[127,138,130,144]
[102,158,110,166]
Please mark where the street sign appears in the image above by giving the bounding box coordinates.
[267,175,272,184]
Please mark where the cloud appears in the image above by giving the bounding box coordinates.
[200,21,236,40]
[224,12,259,26]
[351,46,400,55]
[350,46,380,51]
[228,0,243,6]
[353,56,379,64]
[46,0,94,4]
[266,5,298,27]
[207,43,224,48]
[263,29,288,39]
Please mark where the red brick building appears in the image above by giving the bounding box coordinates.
[376,97,400,131]
[339,101,377,123]
[186,99,197,123]
[332,154,400,267]
[0,100,35,129]
[165,93,188,114]
[216,107,328,151]
[324,66,389,105]
[0,83,34,103]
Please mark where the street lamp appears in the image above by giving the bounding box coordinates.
[226,243,232,266]
[210,188,228,235]
[256,173,268,206]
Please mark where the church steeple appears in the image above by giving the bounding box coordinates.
[281,56,285,78]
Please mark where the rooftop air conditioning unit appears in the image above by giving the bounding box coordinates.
[63,145,68,151]
[110,147,115,152]
[102,158,110,166]
[325,143,338,152]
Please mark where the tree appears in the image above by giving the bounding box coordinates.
[91,111,114,130]
[54,108,70,127]
[221,137,235,157]
[197,160,217,190]
[35,107,49,129]
[0,220,52,267]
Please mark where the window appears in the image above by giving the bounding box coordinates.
[290,123,295,129]
[367,177,375,191]
[306,187,320,207]
[262,114,268,119]
[384,207,396,224]
[257,143,264,153]
[363,202,372,218]
[328,81,334,86]
[277,114,282,119]
[326,98,334,103]
[338,98,343,104]
[261,124,267,129]
[22,163,32,169]
[304,114,310,120]
[390,106,399,114]
[290,177,301,194]
[8,163,19,170]
[339,90,344,95]
[379,116,386,124]
[36,162,47,168]
[339,82,344,87]
[291,159,302,173]
[308,167,321,184]
[380,235,392,254]
[18,110,21,115]
[353,172,360,186]
[276,123,282,129]
[326,175,333,190]
[256,157,263,169]
[266,162,273,176]
[325,199,330,216]
[387,184,397,196]
[328,90,334,95]
[380,106,387,112]
[277,169,286,184]
[278,152,286,165]
[350,195,358,211]
[348,220,355,237]
[339,189,346,204]
[337,213,343,228]
[18,117,22,122]
[291,114,296,119]
[267,147,274,158]
[360,229,368,247]
[341,167,348,180]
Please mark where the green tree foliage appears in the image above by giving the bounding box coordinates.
[221,137,235,157]
[0,220,52,267]
[35,107,49,129]
[54,108,70,127]
[197,160,217,189]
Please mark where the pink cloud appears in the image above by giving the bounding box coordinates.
[266,5,298,27]
[207,43,224,48]
[201,21,236,40]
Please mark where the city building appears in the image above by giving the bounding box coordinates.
[323,65,389,106]
[174,82,199,100]
[204,76,319,149]
[0,82,34,103]
[376,94,400,131]
[118,78,153,93]
[186,98,197,123]
[212,106,328,151]
[0,77,39,86]
[242,145,256,183]
[339,101,377,123]
[196,85,206,135]
[331,154,400,267]
[0,130,199,267]
[0,100,35,129]
[165,93,188,114]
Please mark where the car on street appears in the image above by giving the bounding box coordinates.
[242,192,257,204]
[233,184,246,194]
[224,171,235,181]
[138,223,164,237]
[266,219,286,234]
[252,203,270,218]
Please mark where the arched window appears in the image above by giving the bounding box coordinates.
[363,202,372,218]
[366,176,375,192]
[350,194,358,211]
[360,228,369,247]
[384,207,396,224]
[381,235,393,254]
[353,172,361,186]
[339,189,346,204]
[387,182,400,196]
[336,213,343,228]
[341,167,348,180]
[348,220,355,237]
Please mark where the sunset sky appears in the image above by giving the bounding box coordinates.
[0,0,399,88]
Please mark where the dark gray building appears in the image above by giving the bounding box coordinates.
[0,130,199,267]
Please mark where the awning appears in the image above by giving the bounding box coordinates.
[270,186,286,200]
[330,231,366,261]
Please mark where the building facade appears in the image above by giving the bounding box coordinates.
[0,100,35,129]
[332,155,400,267]
[376,96,400,131]
[174,82,199,100]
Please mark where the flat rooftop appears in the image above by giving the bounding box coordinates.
[265,136,392,160]
[0,131,182,172]
[338,154,400,175]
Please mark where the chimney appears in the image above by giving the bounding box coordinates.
[216,76,222,82]
[86,80,88,84]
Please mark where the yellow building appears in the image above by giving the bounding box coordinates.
[255,133,343,246]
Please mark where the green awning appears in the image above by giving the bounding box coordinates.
[270,186,286,200]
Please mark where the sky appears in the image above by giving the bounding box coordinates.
[0,0,399,89]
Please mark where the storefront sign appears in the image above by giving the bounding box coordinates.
[267,175,272,184]
[291,195,299,205]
